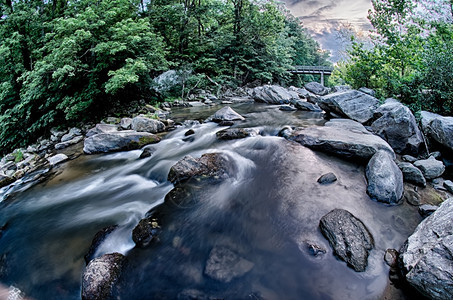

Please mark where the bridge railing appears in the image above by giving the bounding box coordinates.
[293,66,334,73]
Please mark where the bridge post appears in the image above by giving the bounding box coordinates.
[320,72,324,86]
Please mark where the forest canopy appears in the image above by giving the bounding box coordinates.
[0,0,329,153]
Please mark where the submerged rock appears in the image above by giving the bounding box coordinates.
[204,246,254,283]
[319,209,374,272]
[139,146,156,159]
[304,82,329,96]
[168,153,233,184]
[366,151,403,205]
[206,106,244,123]
[398,162,426,187]
[216,128,259,140]
[371,101,424,155]
[83,131,160,154]
[399,198,453,299]
[288,119,394,161]
[132,213,161,248]
[85,225,118,264]
[317,90,380,124]
[81,253,125,300]
[317,172,337,184]
[414,156,445,180]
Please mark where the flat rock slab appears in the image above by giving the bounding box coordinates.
[83,131,160,154]
[204,246,254,283]
[288,119,394,161]
[366,150,404,205]
[55,135,84,150]
[318,90,380,124]
[400,198,453,299]
[319,209,374,272]
[82,253,125,300]
[167,153,232,184]
[47,154,69,166]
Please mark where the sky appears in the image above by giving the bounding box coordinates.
[283,0,373,62]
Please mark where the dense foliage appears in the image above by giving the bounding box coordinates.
[0,0,328,153]
[337,0,453,115]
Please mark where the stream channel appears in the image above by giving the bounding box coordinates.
[0,102,422,299]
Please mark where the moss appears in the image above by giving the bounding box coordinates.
[138,135,161,146]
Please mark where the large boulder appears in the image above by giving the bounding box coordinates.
[83,131,160,154]
[86,124,119,138]
[81,253,125,300]
[397,162,426,187]
[251,85,299,104]
[319,209,374,272]
[428,115,453,151]
[304,82,329,96]
[366,151,404,205]
[288,119,394,161]
[317,90,380,124]
[399,198,453,299]
[131,116,165,134]
[167,153,233,184]
[371,100,424,155]
[291,99,323,112]
[204,246,254,283]
[420,111,439,134]
[414,156,445,180]
[206,106,245,123]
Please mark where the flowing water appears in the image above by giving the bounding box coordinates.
[0,103,422,299]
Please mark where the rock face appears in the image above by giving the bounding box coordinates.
[168,153,232,184]
[371,101,424,155]
[304,82,329,96]
[131,116,165,134]
[397,162,426,187]
[319,209,374,272]
[251,85,299,104]
[366,151,403,205]
[317,90,380,124]
[206,106,245,123]
[204,246,254,283]
[83,131,160,154]
[216,128,259,140]
[288,119,394,160]
[414,156,445,180]
[428,115,453,151]
[399,198,453,299]
[81,253,125,300]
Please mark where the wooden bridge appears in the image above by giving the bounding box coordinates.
[289,66,334,86]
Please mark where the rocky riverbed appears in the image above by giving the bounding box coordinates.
[0,83,452,299]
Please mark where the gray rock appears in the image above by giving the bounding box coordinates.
[61,127,82,142]
[187,101,205,107]
[318,90,380,124]
[204,246,254,283]
[83,131,160,154]
[304,82,329,96]
[371,101,424,155]
[402,155,418,163]
[85,225,118,264]
[206,106,245,123]
[86,124,119,138]
[444,180,453,194]
[132,214,160,248]
[288,86,311,98]
[0,175,15,188]
[47,154,68,166]
[418,204,439,218]
[414,156,445,179]
[366,151,404,204]
[288,119,394,161]
[400,198,453,299]
[279,105,297,111]
[251,85,299,104]
[131,116,165,134]
[358,87,376,96]
[317,172,337,184]
[54,135,84,150]
[139,146,156,159]
[184,129,195,137]
[305,241,327,257]
[404,189,421,206]
[430,151,442,160]
[331,85,351,93]
[384,249,399,268]
[216,128,259,140]
[81,253,125,300]
[420,111,439,134]
[429,115,453,151]
[319,209,374,272]
[120,118,133,130]
[291,99,323,112]
[168,153,232,184]
[398,162,426,187]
